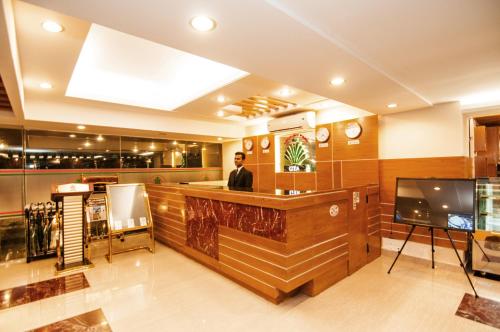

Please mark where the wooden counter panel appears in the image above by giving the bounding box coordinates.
[276,172,294,190]
[286,243,348,278]
[219,262,283,302]
[301,257,348,296]
[286,200,348,249]
[258,164,276,191]
[294,172,317,191]
[219,226,286,253]
[148,184,349,210]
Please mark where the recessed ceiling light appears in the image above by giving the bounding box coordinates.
[84,141,91,147]
[216,110,224,117]
[42,20,64,33]
[442,204,449,209]
[150,143,155,149]
[217,95,225,103]
[40,82,53,89]
[172,141,178,145]
[413,210,419,214]
[97,135,104,141]
[0,143,5,149]
[105,149,110,152]
[330,77,345,86]
[69,134,76,138]
[434,186,441,191]
[190,16,217,32]
[133,147,138,153]
[77,147,82,150]
[387,103,398,108]
[77,125,86,130]
[217,137,223,141]
[279,88,292,97]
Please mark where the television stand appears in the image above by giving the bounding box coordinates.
[387,225,479,298]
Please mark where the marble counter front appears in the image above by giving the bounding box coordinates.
[146,183,381,303]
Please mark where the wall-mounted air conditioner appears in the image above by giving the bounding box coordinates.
[267,111,316,133]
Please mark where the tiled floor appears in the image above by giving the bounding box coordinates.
[0,243,499,331]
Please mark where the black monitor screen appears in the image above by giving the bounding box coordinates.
[394,178,476,232]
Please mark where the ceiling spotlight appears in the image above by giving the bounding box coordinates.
[84,141,91,147]
[387,103,398,108]
[434,186,441,191]
[216,110,224,117]
[69,134,76,138]
[217,137,223,141]
[150,143,155,149]
[0,143,5,149]
[413,210,419,214]
[190,16,217,32]
[77,147,82,150]
[77,125,86,130]
[172,141,178,145]
[330,77,345,86]
[39,82,53,89]
[41,20,64,33]
[217,95,225,103]
[97,135,104,141]
[279,88,292,97]
[442,204,449,209]
[133,147,138,153]
[105,149,110,152]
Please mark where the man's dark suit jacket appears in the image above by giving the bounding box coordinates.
[227,167,253,188]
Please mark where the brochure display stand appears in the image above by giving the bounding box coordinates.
[105,183,155,263]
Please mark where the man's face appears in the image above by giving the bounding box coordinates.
[234,154,244,167]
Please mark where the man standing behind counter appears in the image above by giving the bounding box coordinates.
[227,152,253,189]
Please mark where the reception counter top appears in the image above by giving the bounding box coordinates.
[146,183,381,303]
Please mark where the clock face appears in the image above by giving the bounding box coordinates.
[345,122,362,139]
[316,127,330,143]
[260,136,270,149]
[244,139,253,151]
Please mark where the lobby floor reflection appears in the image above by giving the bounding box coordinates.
[0,243,499,331]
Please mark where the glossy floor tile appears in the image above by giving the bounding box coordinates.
[28,308,111,332]
[0,272,89,310]
[456,293,500,329]
[0,243,499,331]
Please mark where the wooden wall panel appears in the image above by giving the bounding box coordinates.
[316,161,333,191]
[294,172,316,191]
[333,161,342,189]
[379,156,471,250]
[276,172,293,190]
[332,115,378,161]
[474,126,487,152]
[342,159,379,188]
[315,123,333,162]
[258,164,276,191]
[486,126,498,177]
[258,134,275,164]
[243,163,259,190]
[242,136,258,164]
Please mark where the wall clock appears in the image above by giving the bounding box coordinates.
[316,127,330,143]
[345,122,362,139]
[260,136,270,149]
[244,139,253,151]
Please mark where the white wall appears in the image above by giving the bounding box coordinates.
[222,140,241,180]
[379,102,467,159]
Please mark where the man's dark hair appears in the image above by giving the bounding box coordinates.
[235,151,246,160]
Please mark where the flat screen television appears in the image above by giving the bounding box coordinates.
[394,178,476,232]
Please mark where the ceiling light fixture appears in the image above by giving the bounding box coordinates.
[97,135,104,141]
[84,141,91,147]
[217,95,225,103]
[217,137,223,141]
[133,147,138,153]
[172,141,178,145]
[434,186,441,191]
[387,103,398,109]
[442,204,449,209]
[279,88,292,97]
[216,110,224,117]
[41,20,64,33]
[40,82,53,89]
[190,16,217,32]
[69,134,76,138]
[330,77,345,86]
[77,125,86,130]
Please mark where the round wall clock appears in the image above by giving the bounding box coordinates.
[260,136,270,149]
[244,139,253,151]
[316,127,330,143]
[345,122,362,139]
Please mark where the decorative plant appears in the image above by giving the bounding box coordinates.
[284,137,309,166]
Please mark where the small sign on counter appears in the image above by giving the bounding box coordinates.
[348,139,360,145]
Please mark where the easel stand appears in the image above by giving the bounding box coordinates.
[387,225,479,298]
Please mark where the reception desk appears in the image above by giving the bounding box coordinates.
[146,183,380,303]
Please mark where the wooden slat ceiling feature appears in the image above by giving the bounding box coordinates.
[233,95,296,118]
[0,76,13,113]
